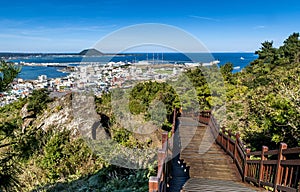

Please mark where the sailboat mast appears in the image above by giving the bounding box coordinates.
[152,53,154,64]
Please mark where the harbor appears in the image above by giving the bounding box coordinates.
[0,52,256,107]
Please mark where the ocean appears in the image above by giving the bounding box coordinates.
[9,53,258,80]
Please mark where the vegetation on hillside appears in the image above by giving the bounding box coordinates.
[224,33,300,150]
[0,89,154,191]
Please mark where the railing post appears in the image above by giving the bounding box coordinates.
[226,130,232,154]
[158,149,165,178]
[274,143,287,192]
[234,133,240,164]
[162,132,168,149]
[244,148,251,182]
[149,176,159,192]
[171,108,176,135]
[216,123,221,144]
[221,127,226,150]
[258,146,268,187]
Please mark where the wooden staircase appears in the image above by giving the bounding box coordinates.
[177,117,257,191]
[149,111,299,192]
[179,117,239,180]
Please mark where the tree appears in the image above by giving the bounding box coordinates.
[220,62,233,82]
[0,60,21,92]
[278,32,300,63]
[255,41,278,64]
[0,61,22,191]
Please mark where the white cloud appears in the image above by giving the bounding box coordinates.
[189,15,220,22]
[254,25,266,29]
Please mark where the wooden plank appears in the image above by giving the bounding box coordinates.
[260,181,274,187]
[265,149,278,156]
[247,160,260,164]
[237,145,245,157]
[281,159,300,166]
[245,177,258,185]
[237,138,246,151]
[249,151,261,156]
[282,147,300,155]
[182,178,257,192]
[263,160,277,165]
[228,151,234,158]
[236,160,243,176]
[276,185,297,192]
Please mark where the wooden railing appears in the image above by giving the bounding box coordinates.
[199,111,300,192]
[245,144,300,192]
[149,109,177,192]
[198,110,211,124]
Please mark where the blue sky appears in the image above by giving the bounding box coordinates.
[0,0,299,52]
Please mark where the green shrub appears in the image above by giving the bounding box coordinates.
[27,89,52,114]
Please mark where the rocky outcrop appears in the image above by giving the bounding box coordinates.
[33,94,76,133]
[18,93,110,141]
[20,103,35,133]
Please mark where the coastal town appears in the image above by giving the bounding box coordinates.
[0,60,196,107]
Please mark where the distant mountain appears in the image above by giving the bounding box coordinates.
[0,49,128,59]
[79,48,104,56]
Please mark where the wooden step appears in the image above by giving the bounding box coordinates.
[182,178,258,192]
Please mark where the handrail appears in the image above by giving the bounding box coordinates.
[199,111,300,192]
[149,109,177,192]
[245,145,300,191]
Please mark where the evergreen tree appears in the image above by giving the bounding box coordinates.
[278,32,300,63]
[0,60,21,191]
[0,60,21,92]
